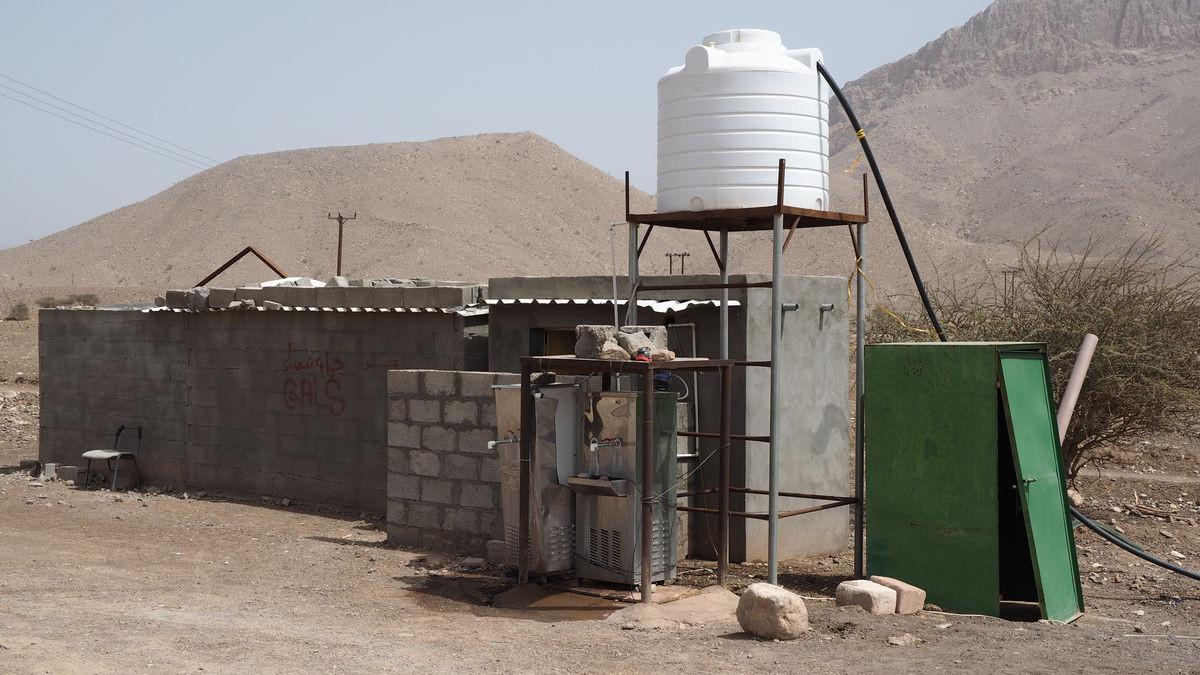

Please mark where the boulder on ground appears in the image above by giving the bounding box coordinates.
[736,582,810,640]
[836,579,897,615]
[869,575,926,615]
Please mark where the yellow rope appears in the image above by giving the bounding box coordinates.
[843,153,863,173]
[847,256,941,337]
[855,128,866,140]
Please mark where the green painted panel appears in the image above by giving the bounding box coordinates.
[998,351,1085,622]
[865,343,1001,615]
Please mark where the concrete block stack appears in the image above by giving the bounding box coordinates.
[385,369,519,552]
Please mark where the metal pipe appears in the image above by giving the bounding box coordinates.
[855,221,866,578]
[768,208,783,585]
[518,364,533,584]
[720,230,729,360]
[719,362,732,586]
[1057,333,1098,444]
[627,222,639,326]
[640,367,655,603]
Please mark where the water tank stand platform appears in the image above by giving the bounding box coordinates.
[625,160,869,232]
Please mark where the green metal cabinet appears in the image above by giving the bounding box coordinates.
[865,342,1083,622]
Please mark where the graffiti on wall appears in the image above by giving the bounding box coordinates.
[281,343,346,417]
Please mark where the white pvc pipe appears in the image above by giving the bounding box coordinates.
[1057,333,1098,444]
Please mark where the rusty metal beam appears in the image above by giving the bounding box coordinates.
[194,246,287,288]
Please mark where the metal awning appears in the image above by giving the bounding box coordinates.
[485,298,739,313]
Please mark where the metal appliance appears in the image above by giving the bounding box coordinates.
[493,383,579,575]
[568,391,678,585]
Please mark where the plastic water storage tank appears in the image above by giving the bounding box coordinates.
[657,29,828,213]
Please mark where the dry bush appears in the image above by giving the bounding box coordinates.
[4,302,30,321]
[867,233,1200,479]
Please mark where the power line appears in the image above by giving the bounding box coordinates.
[0,72,220,165]
[0,83,216,170]
[0,90,212,171]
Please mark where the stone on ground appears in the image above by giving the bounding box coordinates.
[736,582,810,640]
[869,575,927,614]
[836,579,897,615]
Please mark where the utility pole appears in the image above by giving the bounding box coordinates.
[327,212,357,276]
[666,251,690,274]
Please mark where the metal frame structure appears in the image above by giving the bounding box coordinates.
[624,159,870,583]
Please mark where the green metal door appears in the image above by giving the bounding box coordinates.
[998,351,1085,623]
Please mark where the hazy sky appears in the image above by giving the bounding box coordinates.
[0,0,993,249]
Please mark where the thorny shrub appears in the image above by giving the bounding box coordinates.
[867,233,1200,480]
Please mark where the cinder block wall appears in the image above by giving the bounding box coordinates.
[39,310,189,485]
[40,308,469,513]
[385,369,518,552]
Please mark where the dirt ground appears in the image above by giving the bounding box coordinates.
[3,303,1200,672]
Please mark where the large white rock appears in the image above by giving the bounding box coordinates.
[836,579,897,615]
[736,583,810,640]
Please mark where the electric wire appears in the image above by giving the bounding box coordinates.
[0,90,213,172]
[0,73,220,165]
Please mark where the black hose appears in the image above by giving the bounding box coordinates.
[818,62,1198,583]
[1071,505,1200,582]
[816,62,947,342]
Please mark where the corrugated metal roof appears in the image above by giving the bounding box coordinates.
[140,305,486,317]
[485,298,739,313]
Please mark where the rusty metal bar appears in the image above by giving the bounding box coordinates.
[640,366,655,603]
[679,499,853,520]
[637,281,773,292]
[776,158,786,209]
[730,487,858,502]
[703,230,724,271]
[734,360,771,368]
[677,430,769,443]
[625,171,631,222]
[194,246,287,288]
[636,224,655,259]
[518,363,534,585]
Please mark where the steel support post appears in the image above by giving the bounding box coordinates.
[518,363,534,584]
[854,222,866,578]
[640,365,655,603]
[719,229,729,360]
[627,222,639,326]
[718,362,732,586]
[768,212,783,584]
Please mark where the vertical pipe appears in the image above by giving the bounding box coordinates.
[518,363,533,584]
[719,230,729,360]
[768,210,783,585]
[854,222,866,579]
[718,362,732,586]
[627,222,639,326]
[1057,334,1099,444]
[336,219,345,277]
[640,366,655,603]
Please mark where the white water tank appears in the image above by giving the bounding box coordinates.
[657,29,829,213]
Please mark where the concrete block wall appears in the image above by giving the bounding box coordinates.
[385,369,519,552]
[39,309,471,513]
[39,309,189,485]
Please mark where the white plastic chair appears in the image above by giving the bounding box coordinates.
[81,425,142,491]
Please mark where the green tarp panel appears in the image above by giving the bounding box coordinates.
[998,350,1085,623]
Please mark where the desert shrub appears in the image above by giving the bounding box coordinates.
[68,293,99,306]
[867,234,1200,479]
[36,296,60,308]
[5,302,30,321]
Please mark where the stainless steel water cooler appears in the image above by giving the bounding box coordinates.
[567,391,678,585]
[493,384,579,575]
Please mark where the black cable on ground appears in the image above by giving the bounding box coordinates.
[816,61,947,342]
[1071,505,1200,582]
[818,62,1198,583]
